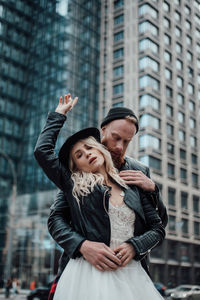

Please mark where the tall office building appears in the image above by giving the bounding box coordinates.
[0,0,100,285]
[99,0,200,285]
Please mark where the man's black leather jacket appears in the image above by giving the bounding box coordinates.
[34,112,166,275]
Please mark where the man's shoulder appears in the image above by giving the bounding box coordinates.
[124,156,149,174]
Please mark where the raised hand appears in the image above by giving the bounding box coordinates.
[55,93,78,115]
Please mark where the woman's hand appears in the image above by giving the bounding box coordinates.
[55,93,78,115]
[114,242,136,267]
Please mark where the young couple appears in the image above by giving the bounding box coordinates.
[34,94,168,300]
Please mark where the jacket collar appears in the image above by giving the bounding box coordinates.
[124,187,145,222]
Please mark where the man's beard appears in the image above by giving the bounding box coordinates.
[110,152,125,169]
[102,140,124,169]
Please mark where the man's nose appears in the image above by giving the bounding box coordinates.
[115,141,123,152]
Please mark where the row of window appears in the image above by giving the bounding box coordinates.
[168,215,200,236]
[139,2,200,27]
[139,36,200,64]
[140,155,199,185]
[139,55,200,81]
[139,74,195,96]
[168,189,199,211]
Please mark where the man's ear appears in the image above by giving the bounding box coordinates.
[101,126,106,136]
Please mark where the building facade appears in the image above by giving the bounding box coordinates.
[0,0,100,286]
[99,0,200,286]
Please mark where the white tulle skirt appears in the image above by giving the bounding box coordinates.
[53,257,164,300]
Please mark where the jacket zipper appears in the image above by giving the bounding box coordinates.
[139,240,159,256]
[103,187,111,245]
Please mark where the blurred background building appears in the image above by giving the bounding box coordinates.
[0,0,100,287]
[99,0,200,286]
[0,0,200,289]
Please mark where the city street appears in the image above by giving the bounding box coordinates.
[0,295,27,300]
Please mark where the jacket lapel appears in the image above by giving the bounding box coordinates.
[124,187,145,222]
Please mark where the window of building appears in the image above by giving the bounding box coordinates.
[139,38,159,54]
[113,65,124,77]
[188,83,194,95]
[166,86,173,98]
[114,14,124,25]
[182,218,188,234]
[189,117,196,129]
[185,6,191,15]
[180,148,186,160]
[196,28,200,39]
[114,0,124,9]
[167,123,174,135]
[165,68,172,80]
[180,168,187,180]
[168,163,175,176]
[193,196,199,213]
[139,94,160,110]
[168,188,176,206]
[191,153,198,165]
[166,104,173,117]
[139,75,160,91]
[192,173,198,186]
[186,51,193,62]
[181,192,188,209]
[113,83,124,95]
[186,35,192,46]
[177,76,184,88]
[196,43,200,54]
[113,48,124,59]
[179,130,186,142]
[164,17,171,29]
[194,222,200,236]
[140,113,160,129]
[175,26,182,38]
[139,155,161,170]
[164,50,172,63]
[187,67,194,78]
[190,136,197,147]
[174,11,181,22]
[138,3,158,19]
[178,111,185,123]
[169,215,176,231]
[195,14,200,26]
[139,134,161,150]
[176,58,183,70]
[185,20,192,31]
[177,93,184,105]
[176,42,182,54]
[139,21,158,36]
[163,1,170,12]
[167,143,174,154]
[114,31,124,42]
[164,33,171,46]
[139,56,159,72]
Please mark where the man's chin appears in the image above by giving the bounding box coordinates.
[111,153,124,169]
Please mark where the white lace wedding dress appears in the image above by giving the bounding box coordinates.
[53,202,164,300]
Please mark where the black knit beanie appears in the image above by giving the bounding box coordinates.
[101,107,139,133]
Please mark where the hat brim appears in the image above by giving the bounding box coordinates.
[59,127,101,168]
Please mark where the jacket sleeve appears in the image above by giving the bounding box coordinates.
[126,193,165,261]
[144,167,168,228]
[48,190,86,259]
[34,112,71,191]
[125,157,168,227]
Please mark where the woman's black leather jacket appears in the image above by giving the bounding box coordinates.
[34,112,165,264]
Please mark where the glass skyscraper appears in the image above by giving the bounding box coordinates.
[0,0,100,286]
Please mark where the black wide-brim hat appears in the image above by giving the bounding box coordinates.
[59,127,101,168]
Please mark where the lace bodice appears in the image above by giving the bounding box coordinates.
[109,201,136,249]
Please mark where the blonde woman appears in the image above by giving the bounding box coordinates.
[34,94,165,300]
